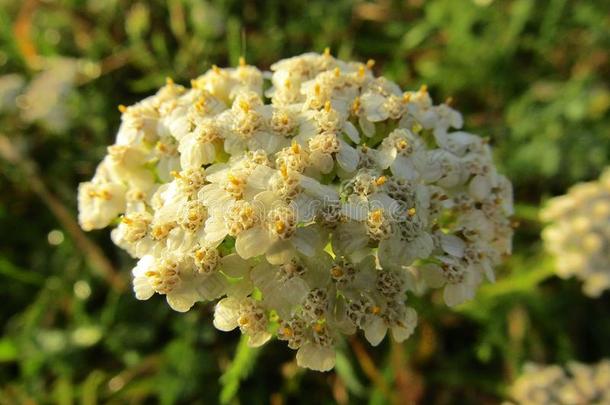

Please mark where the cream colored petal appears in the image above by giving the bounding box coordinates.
[265,239,296,265]
[292,226,320,257]
[166,291,198,312]
[296,342,336,372]
[196,272,229,300]
[247,331,272,348]
[213,297,240,331]
[440,234,466,258]
[336,141,359,173]
[363,316,387,346]
[235,226,272,259]
[343,121,361,143]
[469,174,493,201]
[220,254,251,278]
[443,282,473,307]
[391,307,417,342]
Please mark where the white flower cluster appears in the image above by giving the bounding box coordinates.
[509,360,610,404]
[541,169,610,297]
[78,51,513,371]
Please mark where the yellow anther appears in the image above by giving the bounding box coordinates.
[195,249,206,261]
[366,59,375,69]
[284,78,292,89]
[170,170,181,179]
[239,56,246,66]
[228,174,241,185]
[190,79,198,88]
[330,266,344,278]
[407,207,417,217]
[118,104,127,113]
[290,141,300,153]
[333,67,341,77]
[280,162,288,178]
[351,96,361,113]
[156,141,169,153]
[419,84,428,93]
[375,176,387,186]
[358,65,366,77]
[145,271,157,278]
[166,77,174,86]
[275,220,286,234]
[323,47,331,57]
[313,322,325,333]
[445,96,454,106]
[238,316,249,326]
[122,217,133,225]
[238,99,250,112]
[212,65,221,74]
[371,306,381,315]
[314,83,321,96]
[282,327,293,337]
[402,93,411,104]
[397,139,409,150]
[370,209,383,222]
[324,101,331,112]
[99,190,112,200]
[197,95,207,104]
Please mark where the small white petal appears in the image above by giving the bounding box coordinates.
[343,121,361,143]
[166,292,197,312]
[247,331,272,348]
[292,227,320,257]
[336,141,359,173]
[296,342,336,372]
[469,174,492,201]
[391,307,417,342]
[266,239,296,265]
[358,116,375,137]
[220,254,251,278]
[440,234,466,258]
[443,282,474,307]
[363,316,387,346]
[213,297,240,331]
[196,272,229,300]
[235,226,272,259]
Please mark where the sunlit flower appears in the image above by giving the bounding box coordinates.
[78,51,512,371]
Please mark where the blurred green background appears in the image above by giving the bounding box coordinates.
[0,0,609,403]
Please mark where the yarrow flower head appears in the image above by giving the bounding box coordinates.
[541,168,610,297]
[508,360,610,404]
[78,51,513,371]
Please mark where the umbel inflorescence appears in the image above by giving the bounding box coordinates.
[78,51,513,371]
[508,360,610,404]
[541,168,610,298]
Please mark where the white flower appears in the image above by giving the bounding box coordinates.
[78,181,126,231]
[376,129,428,181]
[78,51,512,371]
[510,360,610,405]
[541,168,610,297]
[132,254,227,312]
[213,296,271,347]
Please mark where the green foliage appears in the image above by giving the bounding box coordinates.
[220,335,261,404]
[0,0,609,403]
